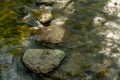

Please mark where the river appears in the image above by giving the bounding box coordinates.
[0,0,120,80]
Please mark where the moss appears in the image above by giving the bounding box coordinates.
[32,9,42,19]
[97,67,109,76]
[17,25,30,41]
[10,48,24,56]
[93,67,110,80]
[0,11,18,39]
[0,26,29,46]
[29,28,41,35]
[0,1,30,46]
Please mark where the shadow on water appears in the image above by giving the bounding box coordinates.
[60,0,120,80]
[42,0,120,80]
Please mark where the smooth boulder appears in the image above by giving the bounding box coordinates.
[35,26,68,43]
[22,49,65,74]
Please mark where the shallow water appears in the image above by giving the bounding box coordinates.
[0,0,120,80]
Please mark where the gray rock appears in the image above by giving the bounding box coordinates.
[22,49,65,74]
[32,5,53,24]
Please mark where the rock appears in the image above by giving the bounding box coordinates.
[22,49,65,74]
[36,0,74,26]
[32,5,53,25]
[93,16,106,26]
[39,12,53,24]
[35,25,68,43]
[50,16,68,26]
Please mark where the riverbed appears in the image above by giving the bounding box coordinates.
[0,0,120,80]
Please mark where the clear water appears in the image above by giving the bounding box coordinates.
[0,0,120,80]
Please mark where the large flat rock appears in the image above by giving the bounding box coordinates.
[22,49,65,74]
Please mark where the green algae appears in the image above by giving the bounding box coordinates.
[0,0,30,47]
[32,9,42,19]
[10,47,24,56]
[0,11,29,45]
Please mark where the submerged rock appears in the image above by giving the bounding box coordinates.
[35,25,69,44]
[50,16,68,26]
[22,49,65,74]
[32,5,53,25]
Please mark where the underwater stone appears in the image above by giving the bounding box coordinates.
[35,25,68,44]
[22,49,65,74]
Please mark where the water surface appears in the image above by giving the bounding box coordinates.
[0,0,120,80]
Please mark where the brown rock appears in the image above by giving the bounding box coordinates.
[35,26,69,43]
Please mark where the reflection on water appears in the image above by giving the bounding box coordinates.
[0,0,120,80]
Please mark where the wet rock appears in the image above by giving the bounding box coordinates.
[22,49,65,74]
[35,25,68,44]
[18,13,44,28]
[93,16,106,26]
[32,5,53,25]
[50,16,68,26]
[36,0,74,27]
[39,12,53,24]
